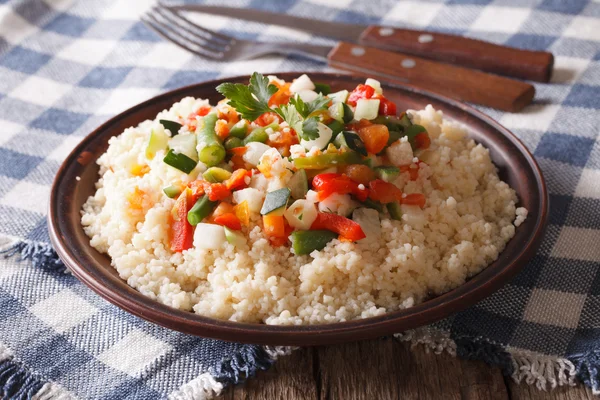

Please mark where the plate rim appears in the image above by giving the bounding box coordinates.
[48,71,549,346]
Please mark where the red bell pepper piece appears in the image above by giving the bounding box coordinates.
[401,193,426,208]
[204,183,231,201]
[414,132,431,150]
[213,213,242,230]
[170,192,194,252]
[378,97,397,116]
[312,173,369,202]
[367,179,403,204]
[347,84,375,106]
[310,212,366,242]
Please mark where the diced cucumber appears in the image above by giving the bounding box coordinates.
[314,82,331,95]
[328,103,344,123]
[228,120,248,139]
[326,120,344,138]
[260,188,291,215]
[203,167,232,183]
[342,103,354,124]
[354,98,380,120]
[288,169,308,200]
[163,150,197,174]
[146,129,169,160]
[300,122,333,151]
[159,119,183,135]
[224,226,246,247]
[374,166,400,182]
[328,89,349,104]
[163,185,182,198]
[169,134,198,161]
[333,131,367,156]
[387,202,402,220]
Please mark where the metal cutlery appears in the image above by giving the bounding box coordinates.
[142,5,534,112]
[166,4,553,83]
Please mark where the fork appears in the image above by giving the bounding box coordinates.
[142,5,534,112]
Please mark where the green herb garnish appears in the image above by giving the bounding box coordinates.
[216,72,278,121]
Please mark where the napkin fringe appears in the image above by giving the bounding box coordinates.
[211,345,274,385]
[167,372,224,400]
[570,351,600,395]
[1,239,66,273]
[0,342,73,400]
[509,349,576,391]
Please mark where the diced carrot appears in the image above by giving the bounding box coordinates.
[263,214,285,237]
[268,82,291,107]
[215,119,230,140]
[127,187,146,211]
[254,112,282,127]
[233,200,250,226]
[229,146,247,156]
[217,106,240,124]
[204,183,231,202]
[357,124,389,154]
[225,169,251,190]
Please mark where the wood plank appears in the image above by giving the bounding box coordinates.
[218,340,591,400]
[219,347,317,400]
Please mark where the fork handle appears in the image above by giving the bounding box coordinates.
[327,42,534,112]
[359,26,554,83]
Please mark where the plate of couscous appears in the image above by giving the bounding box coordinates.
[49,73,548,345]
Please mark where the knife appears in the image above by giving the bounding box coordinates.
[166,4,554,83]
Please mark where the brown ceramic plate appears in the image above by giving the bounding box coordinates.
[48,72,548,346]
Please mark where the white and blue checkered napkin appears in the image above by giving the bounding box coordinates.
[1,0,599,398]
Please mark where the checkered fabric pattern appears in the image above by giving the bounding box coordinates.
[0,0,599,398]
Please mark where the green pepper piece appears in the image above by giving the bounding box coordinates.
[290,230,338,255]
[314,82,331,95]
[387,202,402,220]
[292,151,364,170]
[187,195,218,226]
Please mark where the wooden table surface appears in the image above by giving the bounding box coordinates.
[218,339,593,400]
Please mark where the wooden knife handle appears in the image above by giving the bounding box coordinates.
[359,26,554,83]
[327,42,534,112]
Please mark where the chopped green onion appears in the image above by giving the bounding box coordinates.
[163,150,197,174]
[159,119,183,135]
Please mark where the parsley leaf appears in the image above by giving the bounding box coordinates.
[275,105,320,141]
[215,72,277,121]
[301,117,320,140]
[290,94,330,118]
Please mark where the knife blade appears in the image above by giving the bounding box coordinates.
[166,4,554,83]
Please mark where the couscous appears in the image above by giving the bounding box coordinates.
[81,74,527,324]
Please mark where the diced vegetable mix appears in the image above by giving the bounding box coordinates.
[145,73,431,254]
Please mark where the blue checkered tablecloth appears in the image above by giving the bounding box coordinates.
[1,0,599,398]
